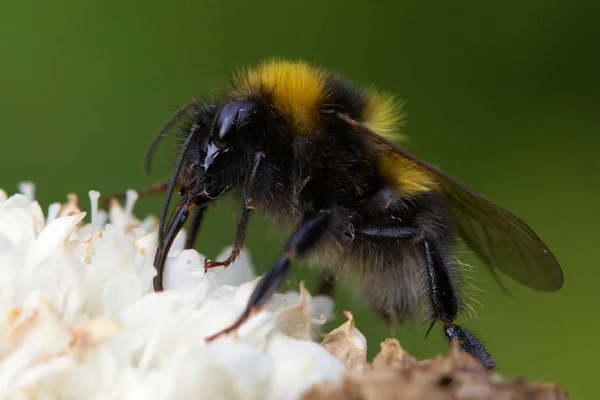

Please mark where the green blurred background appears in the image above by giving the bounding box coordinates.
[1,1,598,397]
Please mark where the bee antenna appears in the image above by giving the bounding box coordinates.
[145,99,200,176]
[158,124,199,244]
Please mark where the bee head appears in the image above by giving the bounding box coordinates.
[151,99,263,282]
[200,101,257,173]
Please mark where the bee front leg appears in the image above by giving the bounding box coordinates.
[101,179,171,210]
[203,152,265,271]
[103,180,207,251]
[206,208,333,341]
[184,207,206,249]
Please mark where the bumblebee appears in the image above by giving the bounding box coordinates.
[143,59,563,370]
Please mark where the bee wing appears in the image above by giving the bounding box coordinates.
[337,113,564,292]
[437,173,564,292]
[145,99,200,176]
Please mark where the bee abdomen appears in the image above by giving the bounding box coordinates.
[348,241,428,322]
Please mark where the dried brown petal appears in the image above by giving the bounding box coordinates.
[276,282,313,341]
[303,339,569,400]
[371,338,415,370]
[320,311,367,373]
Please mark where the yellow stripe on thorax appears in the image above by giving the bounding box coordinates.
[234,59,326,133]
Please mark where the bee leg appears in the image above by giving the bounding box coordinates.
[354,223,421,241]
[339,222,422,299]
[422,239,496,370]
[354,221,496,370]
[153,195,197,291]
[184,207,206,249]
[202,204,251,270]
[206,209,333,341]
[101,180,170,209]
[103,181,206,250]
[204,152,265,271]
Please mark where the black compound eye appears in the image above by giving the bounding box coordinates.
[212,102,254,149]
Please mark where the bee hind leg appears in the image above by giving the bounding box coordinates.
[316,215,421,297]
[422,239,496,370]
[354,220,496,370]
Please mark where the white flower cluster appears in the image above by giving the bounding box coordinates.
[0,184,350,400]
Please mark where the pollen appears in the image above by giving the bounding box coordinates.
[233,59,327,133]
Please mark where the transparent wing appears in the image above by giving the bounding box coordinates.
[337,113,564,292]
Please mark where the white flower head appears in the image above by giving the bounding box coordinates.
[0,183,354,399]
